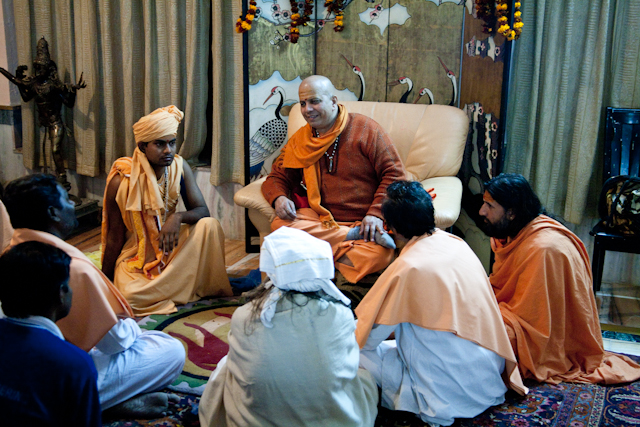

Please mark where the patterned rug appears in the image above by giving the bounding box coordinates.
[104,280,640,426]
[104,364,640,427]
[104,362,640,427]
[137,297,244,395]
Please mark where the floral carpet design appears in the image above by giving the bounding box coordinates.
[105,294,640,427]
[137,297,243,395]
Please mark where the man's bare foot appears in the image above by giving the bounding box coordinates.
[102,392,180,420]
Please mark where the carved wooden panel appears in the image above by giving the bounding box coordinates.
[387,1,463,106]
[459,6,506,117]
[316,0,391,103]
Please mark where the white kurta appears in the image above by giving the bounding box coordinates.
[199,294,379,427]
[360,323,507,426]
[90,318,186,409]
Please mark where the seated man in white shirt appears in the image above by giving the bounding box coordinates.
[3,174,184,419]
[355,181,527,426]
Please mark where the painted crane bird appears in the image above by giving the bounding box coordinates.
[388,76,413,103]
[342,54,365,101]
[249,86,289,181]
[414,87,434,104]
[438,56,458,106]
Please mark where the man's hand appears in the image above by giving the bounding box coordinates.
[158,212,182,254]
[425,187,437,200]
[274,196,297,220]
[361,215,385,243]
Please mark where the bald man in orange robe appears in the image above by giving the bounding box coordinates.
[480,173,640,384]
[262,76,406,285]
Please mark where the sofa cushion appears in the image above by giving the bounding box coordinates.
[286,101,467,181]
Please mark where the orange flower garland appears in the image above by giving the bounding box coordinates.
[236,0,257,33]
[289,0,314,43]
[325,0,346,32]
[496,0,523,41]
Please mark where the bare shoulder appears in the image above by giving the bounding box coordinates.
[106,174,122,200]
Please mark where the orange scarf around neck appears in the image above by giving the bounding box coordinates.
[283,104,348,229]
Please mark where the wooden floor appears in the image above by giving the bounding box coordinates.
[66,226,260,278]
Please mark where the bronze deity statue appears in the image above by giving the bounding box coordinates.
[0,37,86,203]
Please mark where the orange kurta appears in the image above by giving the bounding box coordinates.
[263,110,405,283]
[10,229,133,351]
[355,230,527,395]
[491,215,640,384]
[271,209,394,283]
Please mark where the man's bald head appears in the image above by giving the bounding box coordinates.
[298,75,339,135]
[299,75,336,98]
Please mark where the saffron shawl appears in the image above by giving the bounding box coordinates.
[101,149,183,278]
[10,229,133,351]
[355,230,527,395]
[282,104,349,229]
[491,215,640,384]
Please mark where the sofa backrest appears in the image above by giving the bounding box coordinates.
[286,101,468,182]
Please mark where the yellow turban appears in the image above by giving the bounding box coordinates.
[133,105,184,144]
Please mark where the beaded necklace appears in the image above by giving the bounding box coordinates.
[159,167,169,223]
[315,130,339,173]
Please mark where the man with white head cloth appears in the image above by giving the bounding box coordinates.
[199,226,379,427]
[102,106,232,316]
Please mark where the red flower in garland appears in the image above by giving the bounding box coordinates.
[236,0,257,33]
[289,0,314,43]
[325,0,346,32]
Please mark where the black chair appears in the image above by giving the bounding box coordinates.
[590,107,640,293]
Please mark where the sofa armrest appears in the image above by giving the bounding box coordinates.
[233,177,276,223]
[420,176,462,229]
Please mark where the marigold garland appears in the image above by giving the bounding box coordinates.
[236,0,257,33]
[496,0,523,41]
[474,0,523,41]
[289,0,314,43]
[235,0,350,39]
[325,0,346,32]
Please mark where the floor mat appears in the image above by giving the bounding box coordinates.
[137,296,244,395]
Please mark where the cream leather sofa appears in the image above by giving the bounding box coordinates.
[234,101,469,245]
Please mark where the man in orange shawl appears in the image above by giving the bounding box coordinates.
[480,173,640,384]
[102,106,232,316]
[355,181,527,426]
[4,174,185,418]
[262,75,406,285]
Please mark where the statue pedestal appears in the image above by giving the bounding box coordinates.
[74,198,99,219]
[70,198,101,237]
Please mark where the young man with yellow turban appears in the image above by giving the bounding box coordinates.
[262,75,406,287]
[102,106,232,316]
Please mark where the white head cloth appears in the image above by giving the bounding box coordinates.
[259,227,351,328]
